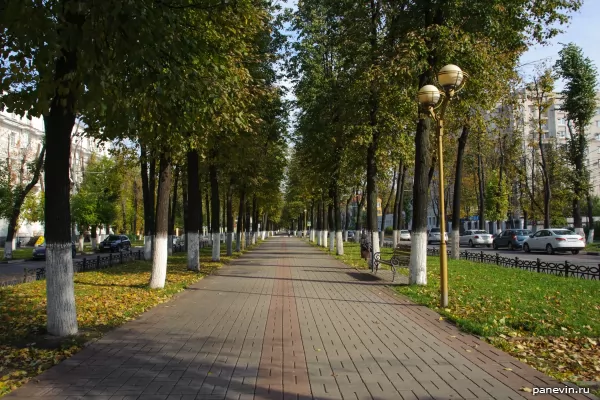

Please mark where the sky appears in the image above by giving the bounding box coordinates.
[519,1,599,89]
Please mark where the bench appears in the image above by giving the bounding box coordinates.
[373,243,411,282]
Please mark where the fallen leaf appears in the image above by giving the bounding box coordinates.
[521,387,533,393]
[503,368,513,371]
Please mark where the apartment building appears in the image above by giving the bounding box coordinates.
[0,110,111,244]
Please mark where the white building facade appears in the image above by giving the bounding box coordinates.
[0,110,111,245]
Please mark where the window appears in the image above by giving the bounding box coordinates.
[10,132,16,147]
[597,148,600,154]
[596,134,600,141]
[596,121,600,127]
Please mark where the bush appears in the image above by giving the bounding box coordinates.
[384,226,393,235]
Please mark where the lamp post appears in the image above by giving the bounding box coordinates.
[417,64,467,308]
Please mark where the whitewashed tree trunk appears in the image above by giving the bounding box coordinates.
[212,232,220,261]
[409,231,427,285]
[187,233,200,271]
[168,235,173,255]
[149,234,168,289]
[393,230,398,246]
[322,231,327,247]
[235,232,241,252]
[336,231,344,255]
[144,235,153,261]
[3,241,13,260]
[11,237,16,250]
[587,229,594,244]
[450,229,460,260]
[575,227,585,239]
[372,231,380,254]
[78,235,84,252]
[91,237,97,250]
[46,243,78,336]
[380,231,385,248]
[226,232,233,256]
[329,231,334,252]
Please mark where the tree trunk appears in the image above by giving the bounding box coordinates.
[168,165,179,255]
[356,185,366,240]
[186,150,200,271]
[149,151,171,289]
[344,194,351,242]
[328,199,334,252]
[587,194,594,243]
[205,188,211,237]
[477,152,485,231]
[252,195,258,244]
[209,163,220,261]
[451,125,470,259]
[133,179,138,238]
[244,198,250,247]
[3,145,45,260]
[141,144,156,261]
[398,167,407,231]
[392,163,402,245]
[334,186,343,255]
[410,110,433,285]
[181,168,188,251]
[90,224,97,250]
[380,172,396,247]
[322,197,328,247]
[316,200,322,246]
[226,178,234,256]
[236,189,245,252]
[43,43,80,336]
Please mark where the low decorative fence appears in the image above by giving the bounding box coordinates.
[427,247,599,280]
[381,241,599,280]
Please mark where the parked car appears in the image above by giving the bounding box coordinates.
[493,229,531,250]
[32,241,76,260]
[460,230,493,247]
[427,227,448,244]
[98,235,131,253]
[399,230,411,241]
[347,231,355,239]
[523,229,584,255]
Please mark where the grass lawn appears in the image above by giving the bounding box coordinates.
[313,241,600,384]
[0,249,32,261]
[0,241,262,397]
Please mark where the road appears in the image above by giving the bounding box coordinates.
[380,239,600,267]
[0,247,145,284]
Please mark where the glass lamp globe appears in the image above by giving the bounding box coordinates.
[438,64,463,89]
[418,85,441,106]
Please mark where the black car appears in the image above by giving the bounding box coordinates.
[98,235,131,253]
[32,241,77,260]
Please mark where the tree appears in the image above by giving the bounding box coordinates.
[554,43,599,239]
[1,142,45,259]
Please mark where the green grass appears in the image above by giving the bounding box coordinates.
[0,249,32,261]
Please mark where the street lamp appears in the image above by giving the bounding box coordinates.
[417,64,467,308]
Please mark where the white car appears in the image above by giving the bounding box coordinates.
[428,227,448,244]
[399,230,411,241]
[523,229,585,255]
[460,230,493,247]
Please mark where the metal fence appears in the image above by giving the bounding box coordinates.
[426,247,600,280]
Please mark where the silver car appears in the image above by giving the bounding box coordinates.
[428,227,448,244]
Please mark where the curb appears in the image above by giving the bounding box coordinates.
[584,251,600,256]
[0,259,26,264]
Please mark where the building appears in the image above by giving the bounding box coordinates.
[0,110,111,245]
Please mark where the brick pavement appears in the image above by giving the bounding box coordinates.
[5,237,597,400]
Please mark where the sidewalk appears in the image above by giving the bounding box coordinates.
[5,237,595,400]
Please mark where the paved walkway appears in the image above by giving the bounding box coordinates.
[6,238,596,400]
